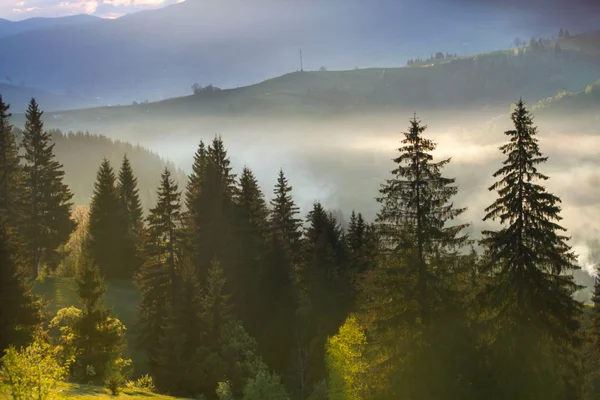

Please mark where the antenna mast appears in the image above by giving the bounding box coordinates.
[300,49,304,72]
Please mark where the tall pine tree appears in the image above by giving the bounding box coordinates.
[479,99,583,400]
[21,98,75,278]
[264,169,303,376]
[361,114,470,400]
[117,154,144,276]
[185,136,237,283]
[87,159,129,279]
[376,113,468,325]
[270,169,302,257]
[136,168,186,383]
[232,167,269,336]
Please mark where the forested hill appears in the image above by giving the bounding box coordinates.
[25,130,187,211]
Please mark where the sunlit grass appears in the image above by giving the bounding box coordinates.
[2,383,189,399]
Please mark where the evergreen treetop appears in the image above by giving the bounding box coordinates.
[118,154,144,236]
[376,114,469,260]
[270,169,302,251]
[88,158,128,279]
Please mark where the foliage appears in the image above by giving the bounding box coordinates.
[125,374,156,393]
[216,381,234,400]
[0,336,67,400]
[242,370,290,400]
[50,257,131,386]
[57,205,90,277]
[325,316,369,400]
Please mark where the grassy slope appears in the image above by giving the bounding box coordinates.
[1,383,188,399]
[54,383,188,399]
[8,34,600,136]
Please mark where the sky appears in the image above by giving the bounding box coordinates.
[2,0,600,23]
[0,0,183,20]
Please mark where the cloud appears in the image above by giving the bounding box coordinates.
[12,6,40,13]
[58,0,99,14]
[1,0,175,20]
[103,0,165,5]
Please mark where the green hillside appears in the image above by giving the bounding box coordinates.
[7,35,600,137]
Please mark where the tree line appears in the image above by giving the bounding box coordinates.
[1,94,600,400]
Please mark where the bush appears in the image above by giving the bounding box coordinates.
[125,374,156,392]
[216,381,234,400]
[0,337,67,400]
[242,370,290,400]
[104,359,130,396]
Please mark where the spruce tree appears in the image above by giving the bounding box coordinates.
[376,113,468,325]
[0,97,22,244]
[270,169,302,255]
[136,168,185,379]
[87,159,129,279]
[263,169,303,374]
[118,155,144,237]
[117,155,144,276]
[479,99,582,400]
[185,136,237,283]
[0,226,43,353]
[20,98,75,278]
[232,167,269,334]
[185,140,207,213]
[360,114,470,400]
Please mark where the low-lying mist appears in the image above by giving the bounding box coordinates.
[86,109,600,298]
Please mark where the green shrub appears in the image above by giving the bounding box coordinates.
[216,381,234,400]
[242,370,289,400]
[125,374,156,392]
[0,337,67,400]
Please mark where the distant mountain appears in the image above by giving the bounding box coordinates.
[0,14,101,38]
[0,0,586,109]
